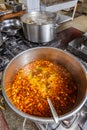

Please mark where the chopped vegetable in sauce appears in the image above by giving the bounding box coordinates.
[7,60,78,117]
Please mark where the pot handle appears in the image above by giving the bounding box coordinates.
[50,24,59,38]
[55,23,60,28]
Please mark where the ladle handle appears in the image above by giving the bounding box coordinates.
[47,98,59,123]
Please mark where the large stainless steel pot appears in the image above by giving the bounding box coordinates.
[21,11,59,43]
[2,47,87,123]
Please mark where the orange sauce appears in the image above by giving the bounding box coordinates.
[8,60,78,117]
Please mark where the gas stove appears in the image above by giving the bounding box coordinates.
[0,30,61,72]
[0,29,87,130]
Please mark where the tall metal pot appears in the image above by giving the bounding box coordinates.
[2,47,87,123]
[21,11,59,43]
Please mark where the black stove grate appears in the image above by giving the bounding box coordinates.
[0,31,61,71]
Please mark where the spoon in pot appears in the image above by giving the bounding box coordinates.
[47,98,59,123]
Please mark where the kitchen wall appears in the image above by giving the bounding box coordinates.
[0,0,5,4]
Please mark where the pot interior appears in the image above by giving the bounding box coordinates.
[2,47,87,123]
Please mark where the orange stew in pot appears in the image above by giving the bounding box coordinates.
[8,60,78,117]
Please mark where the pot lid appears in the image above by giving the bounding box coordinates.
[21,11,59,25]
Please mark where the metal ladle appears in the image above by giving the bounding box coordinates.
[47,98,59,123]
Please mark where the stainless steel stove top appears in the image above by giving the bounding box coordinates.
[67,32,87,62]
[0,30,87,130]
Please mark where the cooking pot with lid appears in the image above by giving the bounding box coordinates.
[21,11,60,43]
[2,47,87,123]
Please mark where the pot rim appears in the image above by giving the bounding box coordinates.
[21,11,59,25]
[2,47,87,123]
